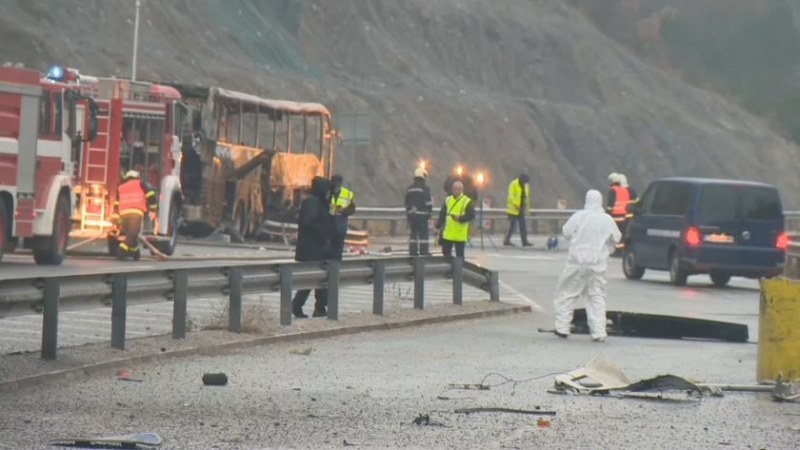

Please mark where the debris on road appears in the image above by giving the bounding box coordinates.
[412,413,447,427]
[570,309,749,343]
[537,418,552,428]
[448,382,490,391]
[454,407,557,416]
[289,347,314,356]
[116,369,143,383]
[553,357,703,397]
[202,372,229,386]
[773,377,800,402]
[49,432,162,448]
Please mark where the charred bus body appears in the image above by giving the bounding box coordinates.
[172,85,335,237]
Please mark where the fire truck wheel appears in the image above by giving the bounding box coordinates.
[153,199,180,256]
[33,195,70,266]
[0,198,7,263]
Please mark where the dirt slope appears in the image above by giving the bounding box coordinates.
[2,0,799,208]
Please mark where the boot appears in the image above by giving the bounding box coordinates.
[312,308,327,318]
[292,298,308,319]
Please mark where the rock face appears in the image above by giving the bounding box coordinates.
[2,0,798,207]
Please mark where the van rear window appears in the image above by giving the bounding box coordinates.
[698,185,782,222]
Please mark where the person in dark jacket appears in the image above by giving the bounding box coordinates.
[405,168,433,256]
[329,174,356,260]
[292,176,335,318]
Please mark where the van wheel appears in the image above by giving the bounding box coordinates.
[623,244,645,280]
[669,250,688,286]
[33,195,70,266]
[710,273,731,288]
[0,198,7,263]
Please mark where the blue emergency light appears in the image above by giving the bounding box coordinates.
[47,65,65,81]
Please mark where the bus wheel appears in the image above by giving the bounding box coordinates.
[34,195,70,265]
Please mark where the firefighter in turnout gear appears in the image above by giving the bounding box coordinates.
[329,175,356,259]
[113,170,157,260]
[436,181,476,259]
[405,167,433,256]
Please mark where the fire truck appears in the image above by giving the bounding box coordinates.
[63,70,185,256]
[0,66,98,265]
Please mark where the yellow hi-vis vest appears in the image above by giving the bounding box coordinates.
[330,187,354,215]
[506,179,530,215]
[443,194,472,242]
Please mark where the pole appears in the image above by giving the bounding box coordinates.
[131,0,141,81]
[479,187,485,251]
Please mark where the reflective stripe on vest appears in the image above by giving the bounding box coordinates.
[506,179,530,215]
[443,194,471,242]
[118,179,147,215]
[330,187,354,214]
[611,185,630,216]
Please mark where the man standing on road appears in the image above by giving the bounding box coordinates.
[329,174,356,259]
[504,173,532,247]
[436,181,475,259]
[552,190,621,342]
[113,170,158,260]
[293,176,335,318]
[405,167,433,256]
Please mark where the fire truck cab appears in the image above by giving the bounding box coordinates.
[0,66,98,265]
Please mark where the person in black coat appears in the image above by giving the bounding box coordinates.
[292,176,335,318]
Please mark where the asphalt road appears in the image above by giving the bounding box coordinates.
[0,243,782,449]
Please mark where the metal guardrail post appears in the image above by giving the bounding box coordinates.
[172,270,188,339]
[279,265,292,326]
[489,270,500,302]
[228,268,243,333]
[372,261,385,316]
[41,279,60,360]
[327,261,340,321]
[414,257,425,310]
[452,257,463,306]
[111,274,127,350]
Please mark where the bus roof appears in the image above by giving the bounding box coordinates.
[169,83,331,117]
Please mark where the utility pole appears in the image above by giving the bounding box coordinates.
[131,0,141,81]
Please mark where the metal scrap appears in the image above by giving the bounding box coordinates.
[454,407,556,416]
[553,356,703,397]
[570,309,749,343]
[773,377,800,402]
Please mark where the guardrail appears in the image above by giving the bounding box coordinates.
[0,256,499,360]
[354,207,576,236]
[354,208,800,237]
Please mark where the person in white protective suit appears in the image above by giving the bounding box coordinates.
[552,189,621,342]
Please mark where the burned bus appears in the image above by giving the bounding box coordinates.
[171,85,336,237]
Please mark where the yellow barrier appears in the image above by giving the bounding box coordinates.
[758,277,800,382]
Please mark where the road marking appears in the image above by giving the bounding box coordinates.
[486,253,560,260]
[499,279,543,311]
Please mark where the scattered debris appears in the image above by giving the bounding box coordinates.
[773,377,800,402]
[448,383,490,391]
[569,309,749,343]
[49,432,162,448]
[160,347,167,352]
[553,357,703,397]
[343,438,358,446]
[537,418,552,428]
[454,407,556,416]
[437,396,450,401]
[289,347,314,356]
[116,369,143,383]
[202,372,228,386]
[412,414,447,427]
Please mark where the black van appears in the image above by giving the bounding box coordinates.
[622,177,787,286]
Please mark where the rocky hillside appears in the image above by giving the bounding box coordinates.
[2,0,799,207]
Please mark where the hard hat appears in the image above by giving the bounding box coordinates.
[414,167,428,179]
[619,174,629,187]
[608,172,620,183]
[124,170,140,180]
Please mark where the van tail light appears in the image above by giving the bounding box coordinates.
[776,232,789,251]
[685,226,702,247]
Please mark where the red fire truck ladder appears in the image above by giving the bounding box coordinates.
[77,100,113,233]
